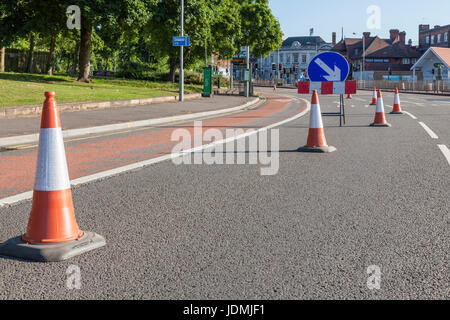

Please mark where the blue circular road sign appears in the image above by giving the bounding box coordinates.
[307,52,349,82]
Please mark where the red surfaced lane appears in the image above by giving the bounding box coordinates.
[0,94,306,198]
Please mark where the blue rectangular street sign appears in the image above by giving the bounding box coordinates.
[173,36,190,47]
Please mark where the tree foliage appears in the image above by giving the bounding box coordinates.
[0,0,283,81]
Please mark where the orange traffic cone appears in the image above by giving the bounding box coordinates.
[370,90,391,127]
[370,87,377,105]
[0,92,105,262]
[298,90,337,153]
[390,88,403,114]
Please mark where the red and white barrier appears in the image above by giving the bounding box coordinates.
[298,80,357,95]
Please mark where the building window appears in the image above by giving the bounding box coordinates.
[402,58,410,64]
[286,54,291,64]
[412,58,417,64]
[426,36,429,44]
[279,53,284,63]
[293,53,299,63]
[438,34,441,43]
[431,35,435,44]
[270,55,274,64]
[445,32,448,42]
[302,55,307,63]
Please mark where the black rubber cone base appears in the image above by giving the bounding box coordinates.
[390,112,403,114]
[370,123,392,127]
[297,145,337,153]
[0,231,106,262]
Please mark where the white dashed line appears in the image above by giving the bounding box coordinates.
[418,122,438,139]
[437,145,450,166]
[403,111,417,119]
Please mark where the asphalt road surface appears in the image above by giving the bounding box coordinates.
[0,88,448,299]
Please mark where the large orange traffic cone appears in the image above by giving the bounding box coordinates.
[0,92,105,262]
[298,90,336,153]
[390,88,403,114]
[370,87,377,105]
[370,90,391,127]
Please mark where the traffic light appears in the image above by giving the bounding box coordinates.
[272,63,276,71]
[279,63,282,71]
[255,63,259,71]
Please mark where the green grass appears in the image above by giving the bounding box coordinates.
[0,72,202,107]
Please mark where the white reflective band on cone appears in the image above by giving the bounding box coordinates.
[376,98,385,113]
[394,94,400,105]
[309,104,323,129]
[34,128,71,191]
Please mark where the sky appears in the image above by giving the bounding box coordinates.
[268,0,450,46]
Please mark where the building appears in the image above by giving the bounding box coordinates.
[419,24,450,51]
[332,30,422,80]
[257,34,335,84]
[411,47,450,80]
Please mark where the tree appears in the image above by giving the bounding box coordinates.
[65,0,152,82]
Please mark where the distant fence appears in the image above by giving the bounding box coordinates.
[3,48,49,73]
[358,80,450,93]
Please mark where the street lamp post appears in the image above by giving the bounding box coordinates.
[353,32,366,85]
[179,0,184,102]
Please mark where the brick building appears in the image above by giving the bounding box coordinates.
[419,24,450,51]
[332,29,422,80]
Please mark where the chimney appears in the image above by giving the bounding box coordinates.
[399,31,406,45]
[332,32,336,46]
[363,32,371,44]
[419,24,430,32]
[390,29,400,42]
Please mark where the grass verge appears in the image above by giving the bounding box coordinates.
[0,72,202,107]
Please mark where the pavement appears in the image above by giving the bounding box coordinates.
[0,95,255,138]
[0,88,448,299]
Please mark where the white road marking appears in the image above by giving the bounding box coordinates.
[437,145,450,166]
[0,98,312,207]
[418,122,438,139]
[403,111,417,119]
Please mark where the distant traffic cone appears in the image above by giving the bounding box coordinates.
[298,90,337,153]
[370,90,391,127]
[370,87,377,105]
[0,92,105,262]
[390,88,403,114]
[347,93,352,99]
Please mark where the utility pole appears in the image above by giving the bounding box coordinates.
[245,46,250,97]
[179,0,184,102]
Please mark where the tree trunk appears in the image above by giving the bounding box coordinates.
[46,34,56,75]
[72,41,79,75]
[77,16,92,82]
[26,34,35,73]
[169,57,178,83]
[0,47,5,73]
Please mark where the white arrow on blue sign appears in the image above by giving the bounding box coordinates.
[173,36,190,47]
[307,52,349,82]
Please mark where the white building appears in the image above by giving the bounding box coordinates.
[257,36,334,84]
[411,47,450,80]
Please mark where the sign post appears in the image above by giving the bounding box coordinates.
[306,52,352,127]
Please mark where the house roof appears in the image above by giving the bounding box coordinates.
[411,47,450,70]
[332,35,421,59]
[281,36,326,48]
[432,47,450,67]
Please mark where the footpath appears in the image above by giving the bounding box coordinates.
[0,94,259,147]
